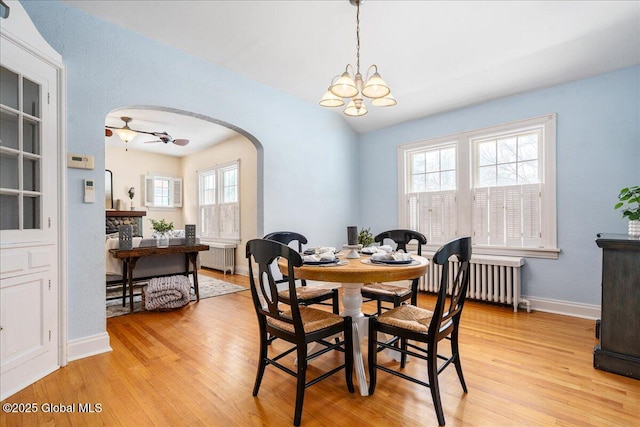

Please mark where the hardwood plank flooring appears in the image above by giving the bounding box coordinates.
[2,269,639,426]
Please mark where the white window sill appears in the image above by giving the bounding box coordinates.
[418,243,559,259]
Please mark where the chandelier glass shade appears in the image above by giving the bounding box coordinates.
[114,127,137,143]
[319,0,395,117]
[113,117,138,143]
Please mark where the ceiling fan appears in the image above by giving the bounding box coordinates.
[105,116,190,147]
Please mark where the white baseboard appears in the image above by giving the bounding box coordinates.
[524,296,601,320]
[233,266,249,276]
[67,332,112,362]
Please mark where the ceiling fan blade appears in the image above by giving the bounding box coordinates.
[143,140,161,144]
[172,139,190,146]
[105,129,113,137]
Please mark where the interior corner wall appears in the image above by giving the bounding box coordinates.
[22,0,358,342]
[358,65,640,310]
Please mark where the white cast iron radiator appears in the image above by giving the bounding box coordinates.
[200,242,236,275]
[420,253,529,312]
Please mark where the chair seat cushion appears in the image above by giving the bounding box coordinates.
[278,286,334,301]
[377,304,433,333]
[361,282,412,297]
[268,306,343,333]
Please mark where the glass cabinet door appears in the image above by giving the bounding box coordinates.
[0,65,42,231]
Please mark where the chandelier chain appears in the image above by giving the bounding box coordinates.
[319,0,395,115]
[356,0,360,75]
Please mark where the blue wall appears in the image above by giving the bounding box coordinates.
[21,1,639,343]
[359,65,640,306]
[22,0,359,340]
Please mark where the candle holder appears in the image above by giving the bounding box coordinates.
[343,244,361,259]
[185,224,196,245]
[118,225,133,249]
[347,226,358,245]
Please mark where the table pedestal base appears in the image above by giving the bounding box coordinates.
[341,282,369,396]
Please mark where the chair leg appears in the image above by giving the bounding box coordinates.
[376,299,383,316]
[367,318,378,395]
[253,326,268,396]
[451,328,468,393]
[410,278,419,306]
[293,344,308,427]
[400,337,408,369]
[428,346,446,427]
[332,289,340,314]
[344,317,355,393]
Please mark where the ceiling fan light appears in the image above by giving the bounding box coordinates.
[344,99,368,117]
[362,72,391,99]
[330,71,358,98]
[319,89,345,107]
[114,127,138,143]
[371,92,397,107]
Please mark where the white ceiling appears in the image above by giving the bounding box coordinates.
[67,0,640,151]
[105,108,239,157]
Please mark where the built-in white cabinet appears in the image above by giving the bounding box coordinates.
[0,1,64,400]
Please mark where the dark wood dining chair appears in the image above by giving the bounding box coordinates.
[263,231,339,314]
[246,239,354,426]
[361,229,427,315]
[367,237,472,427]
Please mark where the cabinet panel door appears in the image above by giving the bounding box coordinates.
[0,37,57,244]
[1,32,59,400]
[0,272,53,374]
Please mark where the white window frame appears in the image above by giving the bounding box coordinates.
[398,114,559,259]
[197,160,240,241]
[404,140,460,246]
[144,173,182,209]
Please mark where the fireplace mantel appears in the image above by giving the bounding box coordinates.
[106,210,147,217]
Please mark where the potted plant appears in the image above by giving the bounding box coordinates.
[150,218,174,247]
[358,227,375,248]
[614,185,640,237]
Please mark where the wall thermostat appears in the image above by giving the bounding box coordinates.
[84,179,95,203]
[67,153,95,169]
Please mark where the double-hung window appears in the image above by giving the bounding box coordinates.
[399,114,558,258]
[406,142,458,245]
[198,160,240,240]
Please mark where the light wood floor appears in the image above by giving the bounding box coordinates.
[2,269,639,427]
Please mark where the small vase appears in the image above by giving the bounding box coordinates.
[629,220,640,237]
[156,232,170,247]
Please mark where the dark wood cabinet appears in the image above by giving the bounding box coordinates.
[594,234,640,379]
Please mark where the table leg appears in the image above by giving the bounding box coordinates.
[121,260,128,307]
[187,252,200,301]
[127,257,138,313]
[340,282,368,396]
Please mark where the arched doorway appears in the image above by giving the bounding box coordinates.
[103,106,262,312]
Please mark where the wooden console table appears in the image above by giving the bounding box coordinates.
[109,244,210,313]
[594,234,640,379]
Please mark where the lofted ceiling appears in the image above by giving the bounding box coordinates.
[65,0,640,152]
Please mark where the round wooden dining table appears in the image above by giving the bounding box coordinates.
[278,253,429,396]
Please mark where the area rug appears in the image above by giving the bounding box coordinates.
[106,276,247,318]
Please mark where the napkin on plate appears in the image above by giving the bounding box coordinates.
[303,251,336,263]
[370,251,412,262]
[392,252,412,261]
[317,247,336,254]
[362,245,393,255]
[304,246,336,255]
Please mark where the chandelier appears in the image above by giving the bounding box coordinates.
[319,0,396,117]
